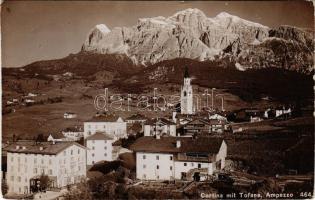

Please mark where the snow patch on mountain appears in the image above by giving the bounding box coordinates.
[96,24,111,34]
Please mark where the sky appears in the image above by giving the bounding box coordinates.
[2,1,314,68]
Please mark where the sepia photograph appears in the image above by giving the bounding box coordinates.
[1,1,314,199]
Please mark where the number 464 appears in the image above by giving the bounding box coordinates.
[300,192,312,198]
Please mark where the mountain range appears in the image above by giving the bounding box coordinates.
[82,8,313,73]
[3,9,314,102]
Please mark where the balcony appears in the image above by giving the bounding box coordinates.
[176,153,215,162]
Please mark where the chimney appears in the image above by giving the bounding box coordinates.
[39,146,43,151]
[16,145,20,150]
[22,146,26,150]
[156,134,161,140]
[176,140,181,148]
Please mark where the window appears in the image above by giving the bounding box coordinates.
[41,159,44,164]
[191,163,194,167]
[92,153,95,157]
[49,169,52,175]
[34,158,37,164]
[92,146,95,150]
[34,168,37,174]
[10,157,13,162]
[104,146,107,150]
[63,151,66,156]
[184,163,187,166]
[198,164,201,169]
[143,165,146,169]
[143,174,146,179]
[78,149,80,154]
[103,125,106,128]
[157,176,159,179]
[156,165,159,169]
[10,176,14,181]
[143,155,146,159]
[170,156,173,160]
[92,161,95,164]
[25,157,27,162]
[92,140,95,144]
[49,159,52,165]
[104,153,107,157]
[156,155,159,160]
[104,140,107,144]
[71,150,73,155]
[170,166,173,170]
[18,157,20,163]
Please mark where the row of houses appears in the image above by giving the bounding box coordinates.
[3,68,226,195]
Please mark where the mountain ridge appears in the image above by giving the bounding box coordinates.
[81,8,313,73]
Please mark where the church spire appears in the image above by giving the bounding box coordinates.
[184,66,189,78]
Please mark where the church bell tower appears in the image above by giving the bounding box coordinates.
[180,66,194,114]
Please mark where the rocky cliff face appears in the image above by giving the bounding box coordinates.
[82,8,313,73]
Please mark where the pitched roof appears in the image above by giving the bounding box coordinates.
[145,118,176,126]
[126,113,148,120]
[49,132,65,139]
[130,136,224,154]
[63,126,83,132]
[5,141,85,155]
[185,118,210,125]
[85,114,124,122]
[86,132,113,140]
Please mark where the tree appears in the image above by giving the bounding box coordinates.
[1,181,8,196]
[36,134,45,144]
[39,173,50,191]
[64,180,92,200]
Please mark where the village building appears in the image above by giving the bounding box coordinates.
[182,118,211,136]
[144,118,176,137]
[47,132,66,142]
[180,67,194,115]
[275,106,292,118]
[126,113,148,125]
[181,117,229,136]
[86,132,116,165]
[83,114,127,139]
[130,136,227,181]
[5,141,86,195]
[61,127,84,141]
[63,112,77,119]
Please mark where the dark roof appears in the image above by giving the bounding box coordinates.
[126,114,148,121]
[112,139,122,146]
[86,132,113,140]
[63,126,83,132]
[50,132,65,139]
[86,114,123,122]
[5,141,85,155]
[145,118,176,126]
[185,118,210,125]
[130,136,224,154]
[208,119,227,125]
